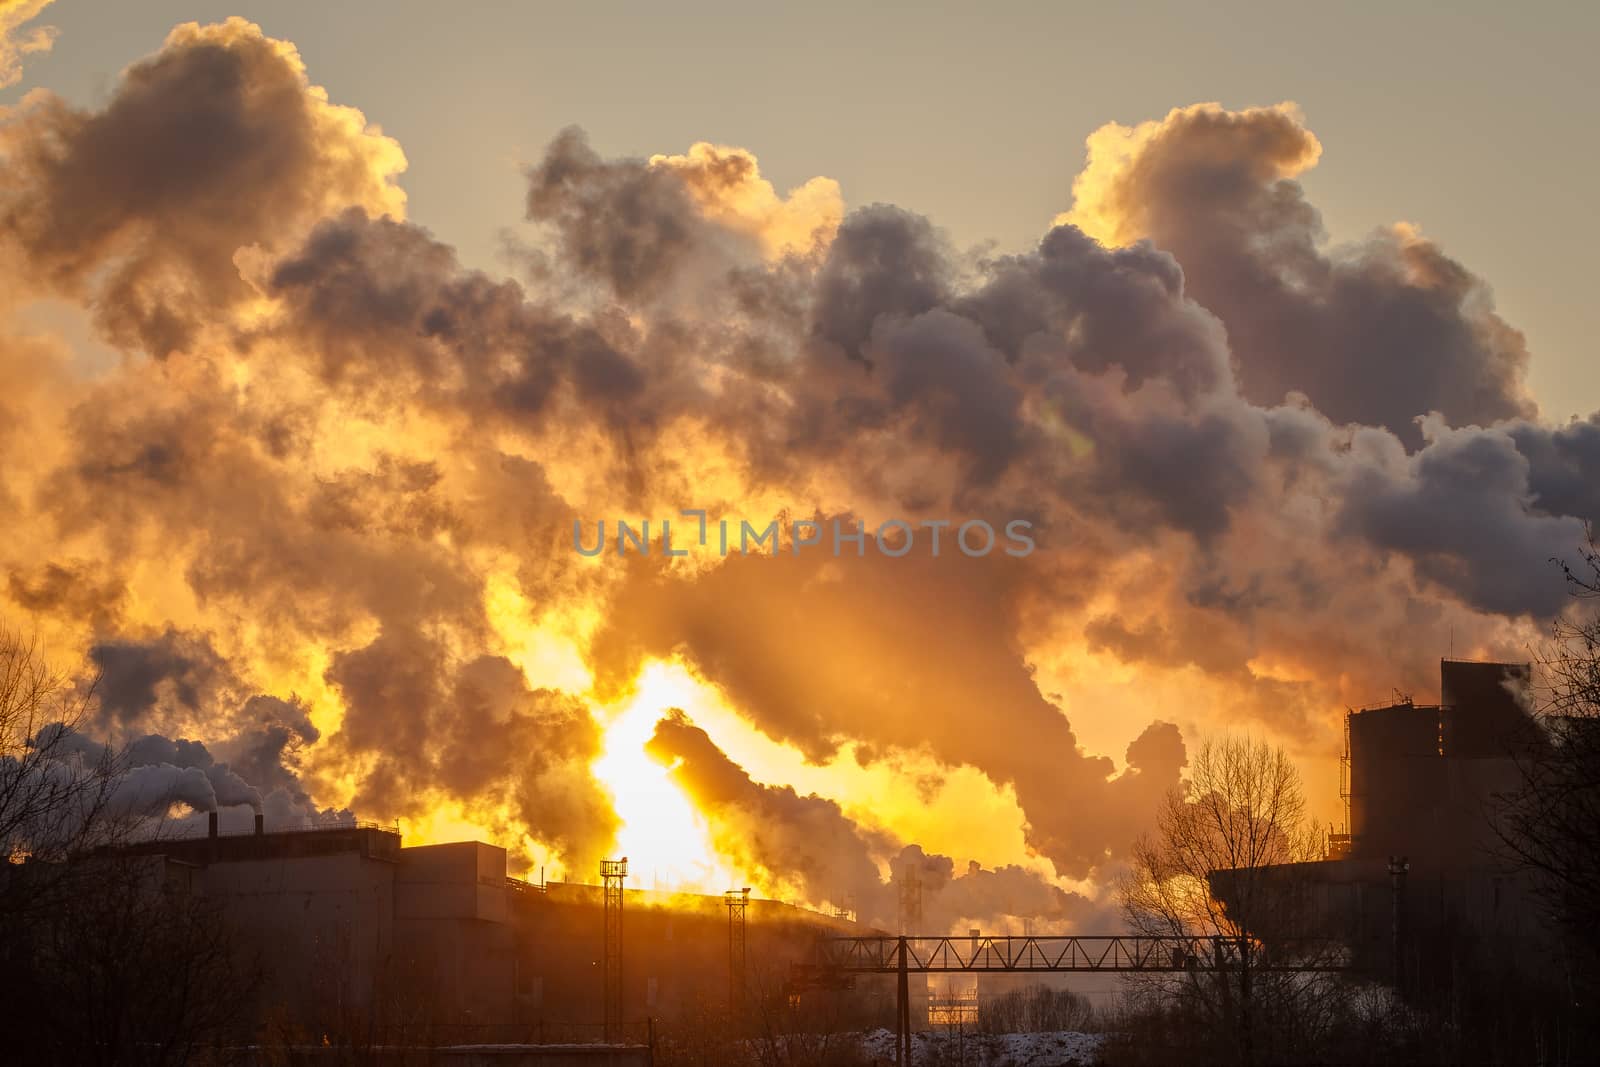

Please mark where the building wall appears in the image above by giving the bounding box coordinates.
[100,831,870,1040]
[395,841,518,1028]
[1441,659,1537,757]
[123,833,525,1036]
[1347,660,1538,866]
[198,849,398,1029]
[510,884,880,1032]
[1348,703,1444,859]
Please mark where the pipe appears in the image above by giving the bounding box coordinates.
[254,812,265,836]
[208,811,219,838]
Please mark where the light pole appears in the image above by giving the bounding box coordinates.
[1388,855,1410,991]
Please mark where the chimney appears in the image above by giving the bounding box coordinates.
[208,811,219,839]
[254,812,265,836]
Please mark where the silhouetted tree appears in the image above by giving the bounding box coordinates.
[9,855,257,1065]
[1501,533,1600,1033]
[0,628,119,885]
[977,984,1094,1034]
[0,631,255,1062]
[1120,735,1335,1065]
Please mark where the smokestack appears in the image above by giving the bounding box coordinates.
[254,812,264,836]
[208,811,218,838]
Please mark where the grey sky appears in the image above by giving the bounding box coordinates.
[10,1,1596,417]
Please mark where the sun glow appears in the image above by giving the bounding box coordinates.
[482,576,750,891]
[591,660,744,893]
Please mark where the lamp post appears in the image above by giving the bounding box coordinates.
[1387,855,1410,991]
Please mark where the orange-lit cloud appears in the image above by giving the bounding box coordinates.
[1057,102,1321,248]
[3,20,1594,924]
[0,0,55,89]
[650,142,842,259]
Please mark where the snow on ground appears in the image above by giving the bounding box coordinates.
[856,1028,1104,1065]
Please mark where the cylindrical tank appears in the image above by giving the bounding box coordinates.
[1348,704,1442,857]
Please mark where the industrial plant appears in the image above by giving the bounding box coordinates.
[1209,659,1559,1001]
[5,658,1544,1066]
[78,819,881,1059]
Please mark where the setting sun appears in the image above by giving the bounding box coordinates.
[591,660,743,893]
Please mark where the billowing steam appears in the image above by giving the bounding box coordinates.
[647,709,1113,931]
[2,20,1594,923]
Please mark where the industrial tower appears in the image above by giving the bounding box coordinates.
[600,857,628,1041]
[726,887,750,1014]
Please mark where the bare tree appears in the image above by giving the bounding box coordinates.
[0,627,121,920]
[1123,736,1322,940]
[653,961,875,1067]
[977,984,1094,1034]
[1,629,256,1062]
[11,854,257,1066]
[1120,735,1332,1065]
[746,958,872,1067]
[1500,534,1600,1030]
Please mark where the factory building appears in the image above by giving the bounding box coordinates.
[100,820,862,1043]
[1212,659,1552,984]
[1340,659,1543,867]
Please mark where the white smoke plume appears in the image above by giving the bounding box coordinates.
[1,22,1593,909]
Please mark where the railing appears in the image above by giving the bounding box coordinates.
[162,817,396,840]
[506,875,547,894]
[812,935,1350,973]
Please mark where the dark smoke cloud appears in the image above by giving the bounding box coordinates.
[957,225,1227,398]
[864,310,1023,485]
[0,17,404,356]
[525,127,695,301]
[648,711,1105,931]
[1064,103,1536,446]
[890,844,1114,934]
[122,733,261,813]
[599,546,1186,879]
[648,709,890,912]
[790,219,1261,539]
[7,560,125,632]
[111,763,217,817]
[811,205,951,359]
[1,16,1594,901]
[36,665,340,826]
[327,631,617,869]
[1336,417,1585,618]
[215,695,320,806]
[88,629,231,730]
[1508,414,1600,524]
[29,722,284,824]
[266,210,655,426]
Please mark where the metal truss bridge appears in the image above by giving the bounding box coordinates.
[810,933,1348,974]
[797,934,1350,1066]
